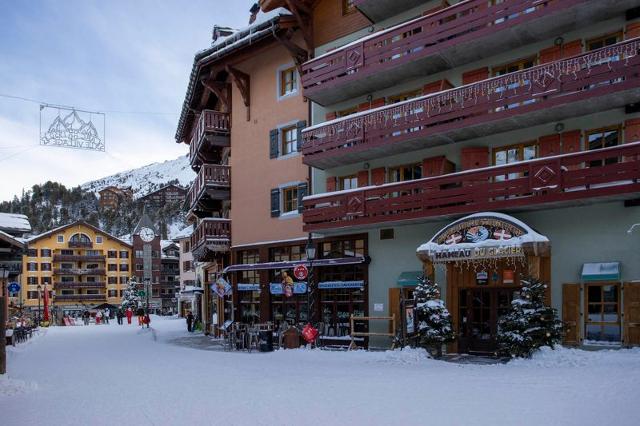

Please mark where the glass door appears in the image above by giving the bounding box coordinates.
[585,283,621,344]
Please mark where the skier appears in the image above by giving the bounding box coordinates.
[104,307,110,324]
[136,306,145,327]
[126,307,133,325]
[186,311,194,332]
[116,308,124,325]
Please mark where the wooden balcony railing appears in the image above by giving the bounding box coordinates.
[303,142,640,232]
[189,110,231,167]
[190,218,231,259]
[54,294,107,301]
[186,164,231,210]
[68,241,93,248]
[53,268,106,275]
[302,39,640,169]
[55,282,106,289]
[53,255,106,262]
[302,0,638,105]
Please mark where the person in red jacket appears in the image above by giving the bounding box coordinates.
[125,307,133,325]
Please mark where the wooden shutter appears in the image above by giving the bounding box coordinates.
[624,119,640,162]
[270,188,280,217]
[626,22,640,39]
[357,170,369,187]
[325,111,337,121]
[371,167,386,185]
[460,147,489,170]
[423,79,454,95]
[462,67,488,85]
[562,283,581,346]
[326,176,337,192]
[297,182,308,213]
[623,282,640,346]
[296,120,307,152]
[561,39,582,58]
[539,45,561,64]
[269,129,279,159]
[388,288,401,334]
[422,156,454,177]
[538,134,561,157]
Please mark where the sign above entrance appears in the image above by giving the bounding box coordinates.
[293,264,308,280]
[417,212,549,266]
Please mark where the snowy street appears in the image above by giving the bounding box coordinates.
[0,317,638,426]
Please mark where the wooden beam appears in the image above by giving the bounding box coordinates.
[273,29,308,71]
[283,0,314,53]
[200,78,231,112]
[226,65,250,121]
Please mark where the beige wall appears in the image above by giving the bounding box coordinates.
[229,40,308,246]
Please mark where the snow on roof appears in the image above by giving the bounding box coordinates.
[173,225,193,240]
[0,213,31,234]
[0,229,25,248]
[27,221,133,247]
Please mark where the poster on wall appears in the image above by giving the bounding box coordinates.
[476,271,488,286]
[212,277,232,298]
[405,307,415,335]
[503,270,515,284]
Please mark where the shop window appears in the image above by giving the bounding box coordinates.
[239,290,261,324]
[271,292,308,326]
[318,264,366,338]
[279,66,297,97]
[281,125,297,155]
[338,175,358,191]
[585,283,621,343]
[587,126,621,167]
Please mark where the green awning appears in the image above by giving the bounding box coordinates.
[397,271,423,286]
[582,262,621,282]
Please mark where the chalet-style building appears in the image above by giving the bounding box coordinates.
[98,186,133,210]
[289,0,640,351]
[160,241,180,313]
[139,184,187,208]
[173,226,198,317]
[0,213,29,314]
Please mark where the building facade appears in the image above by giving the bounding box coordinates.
[0,213,29,317]
[160,241,180,313]
[98,186,133,210]
[174,226,198,317]
[139,184,187,208]
[291,0,640,351]
[131,213,163,312]
[20,221,132,316]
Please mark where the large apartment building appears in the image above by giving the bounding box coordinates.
[20,221,132,315]
[289,0,640,351]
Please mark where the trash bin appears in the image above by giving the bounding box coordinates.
[259,331,273,352]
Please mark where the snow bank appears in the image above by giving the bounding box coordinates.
[0,376,38,397]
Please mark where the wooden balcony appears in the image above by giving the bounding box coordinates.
[189,110,231,170]
[53,268,106,275]
[302,39,640,169]
[55,282,106,289]
[186,164,231,215]
[53,255,106,262]
[190,218,231,261]
[354,0,433,23]
[302,0,635,106]
[68,241,93,248]
[54,294,107,302]
[303,142,640,232]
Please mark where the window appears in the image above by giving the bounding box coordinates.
[108,290,118,297]
[108,264,118,272]
[61,290,74,295]
[27,249,37,257]
[321,238,365,259]
[135,250,143,258]
[388,163,422,183]
[86,276,96,283]
[342,0,356,15]
[388,89,422,104]
[120,264,129,272]
[41,263,52,271]
[108,250,117,258]
[61,249,73,255]
[86,250,101,256]
[61,276,74,283]
[27,291,38,300]
[96,236,103,244]
[120,276,128,284]
[119,250,129,259]
[270,245,306,262]
[585,283,620,343]
[493,141,538,181]
[182,261,192,272]
[40,249,52,257]
[57,235,64,243]
[282,186,298,214]
[61,263,73,270]
[492,57,536,76]
[279,66,297,97]
[86,263,99,270]
[108,277,117,284]
[281,125,297,155]
[587,126,620,167]
[41,277,51,284]
[120,290,125,297]
[338,175,358,191]
[184,241,190,252]
[136,264,144,271]
[27,277,38,285]
[337,106,357,118]
[27,262,37,271]
[586,32,622,51]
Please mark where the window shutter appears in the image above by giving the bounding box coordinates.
[461,67,488,84]
[357,170,369,187]
[297,182,308,213]
[269,129,279,159]
[538,134,561,157]
[562,283,581,346]
[270,188,280,217]
[326,176,337,192]
[371,167,386,185]
[296,120,307,152]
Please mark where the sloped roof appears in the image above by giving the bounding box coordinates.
[173,225,193,241]
[0,212,32,235]
[27,220,132,248]
[0,229,26,249]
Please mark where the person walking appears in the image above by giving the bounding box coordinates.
[136,306,145,327]
[95,310,102,325]
[104,307,110,324]
[126,307,133,325]
[83,310,90,326]
[186,311,194,332]
[116,308,124,325]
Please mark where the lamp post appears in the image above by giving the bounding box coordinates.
[305,234,316,325]
[37,284,42,326]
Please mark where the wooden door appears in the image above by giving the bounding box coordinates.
[562,283,581,345]
[623,282,640,346]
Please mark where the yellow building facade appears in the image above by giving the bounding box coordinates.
[20,221,132,313]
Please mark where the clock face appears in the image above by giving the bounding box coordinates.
[140,227,155,242]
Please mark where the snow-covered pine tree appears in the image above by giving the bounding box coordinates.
[414,275,455,357]
[120,277,142,310]
[497,277,562,358]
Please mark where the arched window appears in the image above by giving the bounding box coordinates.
[70,233,91,243]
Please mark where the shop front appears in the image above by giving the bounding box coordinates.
[417,212,550,354]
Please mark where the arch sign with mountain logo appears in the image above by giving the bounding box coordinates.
[40,105,105,152]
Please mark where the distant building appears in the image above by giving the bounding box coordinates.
[98,186,133,210]
[139,184,187,207]
[0,213,29,312]
[173,225,197,317]
[160,241,180,313]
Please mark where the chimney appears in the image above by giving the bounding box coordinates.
[249,3,260,25]
[212,25,236,44]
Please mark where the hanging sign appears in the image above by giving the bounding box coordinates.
[237,283,260,292]
[270,282,307,295]
[476,271,488,286]
[212,277,232,298]
[503,270,515,284]
[293,264,309,280]
[40,105,106,152]
[318,280,365,290]
[7,282,21,293]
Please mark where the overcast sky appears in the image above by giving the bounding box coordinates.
[0,0,257,201]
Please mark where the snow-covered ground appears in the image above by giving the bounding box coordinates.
[1,317,638,426]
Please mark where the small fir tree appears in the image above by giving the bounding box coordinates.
[414,276,455,357]
[497,277,562,358]
[120,277,142,310]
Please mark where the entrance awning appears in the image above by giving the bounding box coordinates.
[222,256,369,273]
[582,262,621,281]
[397,271,422,286]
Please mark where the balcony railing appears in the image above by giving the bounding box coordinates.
[186,164,231,212]
[54,268,106,275]
[53,255,106,262]
[68,241,93,248]
[302,39,640,169]
[54,294,107,301]
[189,110,231,169]
[191,218,231,261]
[303,142,640,232]
[55,282,106,289]
[302,0,634,105]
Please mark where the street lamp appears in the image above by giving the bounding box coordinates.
[37,284,42,326]
[305,234,316,325]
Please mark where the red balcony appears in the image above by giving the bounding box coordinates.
[190,218,231,261]
[303,142,640,232]
[302,39,640,169]
[186,164,231,215]
[68,241,93,249]
[189,110,230,170]
[302,0,634,106]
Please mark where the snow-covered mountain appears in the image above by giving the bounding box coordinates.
[81,154,194,198]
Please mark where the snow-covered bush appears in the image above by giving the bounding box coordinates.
[497,277,562,358]
[414,276,455,357]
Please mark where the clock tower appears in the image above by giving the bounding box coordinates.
[132,211,160,309]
